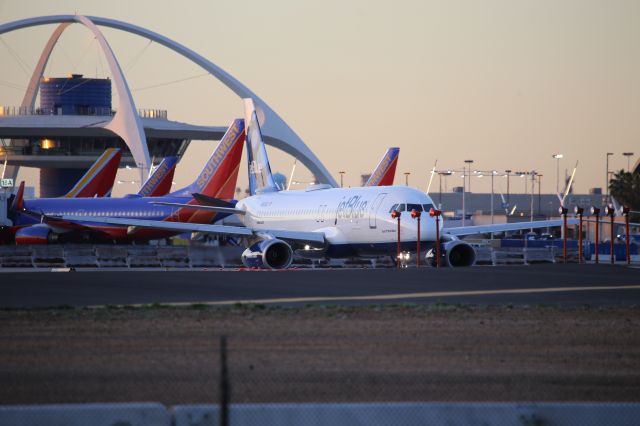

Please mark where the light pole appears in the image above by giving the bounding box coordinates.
[606,152,613,202]
[537,174,543,216]
[411,208,421,268]
[505,169,512,206]
[559,206,568,263]
[404,172,411,186]
[623,152,634,172]
[475,170,498,225]
[591,207,601,264]
[430,207,442,268]
[437,171,452,209]
[490,171,496,225]
[552,154,563,194]
[605,205,615,264]
[574,206,584,264]
[339,171,345,188]
[391,209,401,268]
[530,171,536,227]
[463,160,473,227]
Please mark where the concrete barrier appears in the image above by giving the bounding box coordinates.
[3,402,640,425]
[0,402,170,426]
[172,402,640,426]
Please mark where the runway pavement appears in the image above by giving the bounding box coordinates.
[1,263,639,308]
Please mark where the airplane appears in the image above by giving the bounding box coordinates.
[364,147,399,186]
[0,148,122,243]
[60,99,577,268]
[9,119,245,244]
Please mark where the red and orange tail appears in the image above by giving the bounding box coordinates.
[64,148,122,197]
[365,147,399,186]
[138,156,178,197]
[167,119,245,224]
[11,181,25,211]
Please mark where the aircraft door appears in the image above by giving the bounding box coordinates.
[368,193,387,229]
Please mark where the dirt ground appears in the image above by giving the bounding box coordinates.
[1,304,639,405]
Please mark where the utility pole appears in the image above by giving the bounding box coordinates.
[606,152,613,203]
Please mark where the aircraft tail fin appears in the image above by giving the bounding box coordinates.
[244,98,278,195]
[11,180,25,211]
[365,147,399,186]
[138,156,178,197]
[170,119,245,200]
[64,148,122,198]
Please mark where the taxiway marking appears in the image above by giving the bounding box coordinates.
[111,284,640,307]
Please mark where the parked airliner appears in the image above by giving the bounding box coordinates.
[10,119,245,244]
[62,99,575,268]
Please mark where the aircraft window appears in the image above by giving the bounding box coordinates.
[422,204,434,212]
[388,204,399,213]
[407,203,422,212]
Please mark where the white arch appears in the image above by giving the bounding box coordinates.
[0,15,338,186]
[21,22,70,110]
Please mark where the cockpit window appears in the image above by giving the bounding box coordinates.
[407,203,422,212]
[388,204,399,213]
[422,203,434,212]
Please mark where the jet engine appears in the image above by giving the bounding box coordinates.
[15,225,57,245]
[427,239,476,267]
[241,238,293,269]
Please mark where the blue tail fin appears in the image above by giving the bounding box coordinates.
[244,99,278,195]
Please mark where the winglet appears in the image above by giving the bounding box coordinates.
[11,180,25,211]
[138,156,178,197]
[244,98,278,195]
[365,147,400,186]
[64,148,122,198]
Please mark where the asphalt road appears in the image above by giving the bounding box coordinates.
[1,263,639,308]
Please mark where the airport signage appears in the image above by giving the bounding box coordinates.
[0,178,14,188]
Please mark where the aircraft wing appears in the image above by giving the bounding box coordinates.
[443,219,579,237]
[59,215,326,244]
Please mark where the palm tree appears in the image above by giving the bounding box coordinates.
[609,170,640,219]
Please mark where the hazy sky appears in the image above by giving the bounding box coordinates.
[1,0,639,197]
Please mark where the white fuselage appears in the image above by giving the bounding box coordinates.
[237,185,442,251]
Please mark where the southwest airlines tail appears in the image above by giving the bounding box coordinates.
[365,147,399,186]
[64,148,122,197]
[170,118,245,200]
[244,99,278,195]
[138,156,178,197]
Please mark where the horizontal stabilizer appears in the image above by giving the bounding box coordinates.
[192,193,235,208]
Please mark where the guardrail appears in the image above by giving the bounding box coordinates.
[0,245,244,269]
[0,244,635,269]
